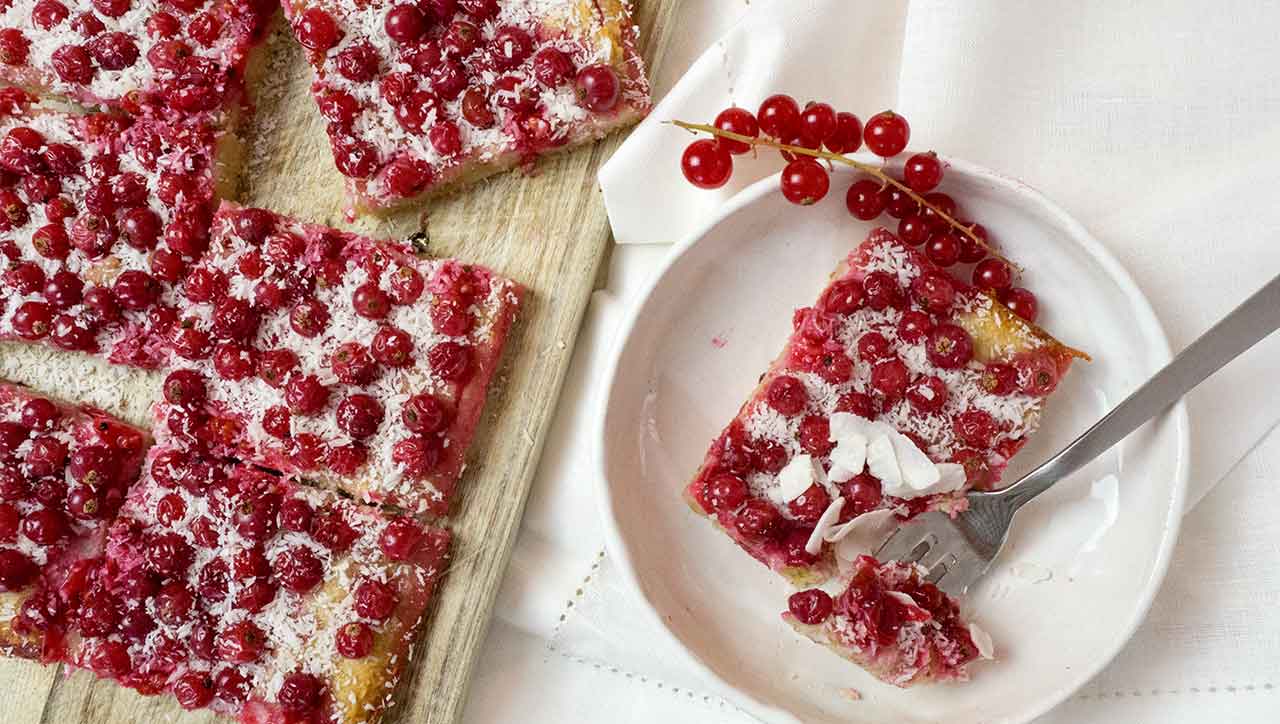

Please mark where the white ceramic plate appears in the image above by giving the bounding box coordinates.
[595,160,1189,724]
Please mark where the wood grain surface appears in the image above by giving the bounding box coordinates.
[0,1,678,721]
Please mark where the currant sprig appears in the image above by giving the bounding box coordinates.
[675,94,1039,322]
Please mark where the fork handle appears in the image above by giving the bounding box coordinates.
[1001,271,1280,506]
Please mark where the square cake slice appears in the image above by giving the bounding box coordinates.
[281,0,650,211]
[783,555,991,688]
[0,0,273,117]
[149,202,521,516]
[684,229,1086,586]
[0,93,242,368]
[0,381,148,662]
[62,443,451,723]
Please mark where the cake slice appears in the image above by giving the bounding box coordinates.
[0,381,148,662]
[783,554,991,687]
[149,202,521,516]
[684,228,1086,586]
[280,0,651,211]
[0,93,243,368]
[0,0,273,118]
[62,442,451,723]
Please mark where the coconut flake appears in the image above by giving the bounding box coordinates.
[969,622,996,660]
[803,496,846,555]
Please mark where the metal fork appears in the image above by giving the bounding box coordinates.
[875,272,1280,596]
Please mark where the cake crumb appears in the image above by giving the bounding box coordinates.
[839,688,863,701]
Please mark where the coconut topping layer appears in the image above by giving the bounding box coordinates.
[0,0,273,113]
[0,96,226,368]
[0,381,147,661]
[282,0,650,208]
[62,444,450,722]
[686,228,1081,584]
[150,202,521,516]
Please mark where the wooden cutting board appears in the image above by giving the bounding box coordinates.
[0,1,678,721]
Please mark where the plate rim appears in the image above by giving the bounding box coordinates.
[592,158,1191,723]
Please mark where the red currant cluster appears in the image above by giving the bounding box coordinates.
[676,94,1040,323]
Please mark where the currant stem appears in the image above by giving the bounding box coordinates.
[670,119,1009,265]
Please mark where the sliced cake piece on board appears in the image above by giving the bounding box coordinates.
[62,443,451,723]
[280,0,650,211]
[0,93,244,368]
[684,228,1085,586]
[0,381,148,662]
[0,0,274,120]
[150,202,521,516]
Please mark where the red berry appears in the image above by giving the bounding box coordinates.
[926,324,974,369]
[334,42,380,82]
[958,224,990,263]
[277,672,323,714]
[862,271,904,311]
[387,265,425,305]
[384,4,427,44]
[843,473,883,514]
[825,112,862,154]
[0,549,36,590]
[897,309,933,343]
[910,272,957,314]
[112,270,159,310]
[428,341,471,381]
[155,492,186,526]
[378,517,424,560]
[980,363,1019,396]
[680,139,732,190]
[757,94,800,138]
[145,532,194,578]
[330,342,378,386]
[21,398,61,430]
[89,31,138,70]
[173,672,214,710]
[532,47,574,86]
[296,8,341,51]
[0,29,29,67]
[370,326,413,368]
[22,507,68,545]
[258,348,300,388]
[390,436,441,478]
[43,269,84,309]
[897,214,930,245]
[780,158,829,205]
[734,498,781,540]
[703,473,747,512]
[401,393,451,434]
[354,578,398,620]
[290,297,330,338]
[1015,353,1059,396]
[383,156,432,198]
[273,546,324,593]
[217,620,266,664]
[87,639,131,677]
[285,375,330,415]
[863,110,910,157]
[429,121,462,155]
[491,25,532,69]
[710,107,757,155]
[765,375,808,417]
[819,279,863,315]
[798,102,836,146]
[460,87,495,128]
[215,668,251,704]
[871,359,909,400]
[34,1,70,30]
[972,259,1013,292]
[903,152,943,192]
[234,580,276,613]
[907,375,948,413]
[845,178,885,220]
[336,621,375,658]
[788,589,833,625]
[11,301,53,340]
[163,369,206,407]
[1000,287,1039,322]
[955,409,998,448]
[925,232,961,267]
[920,192,957,227]
[352,282,391,319]
[335,394,383,439]
[213,342,256,381]
[857,331,893,362]
[787,483,831,525]
[51,44,94,84]
[574,64,619,112]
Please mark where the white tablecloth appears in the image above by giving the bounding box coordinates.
[462,2,1280,721]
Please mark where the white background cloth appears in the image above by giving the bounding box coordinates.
[462,1,1280,722]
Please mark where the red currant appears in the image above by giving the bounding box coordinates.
[756,94,800,138]
[713,107,758,154]
[845,178,885,220]
[825,111,862,154]
[780,158,829,205]
[1001,287,1039,322]
[788,589,833,625]
[680,139,732,190]
[925,232,961,267]
[973,258,1013,292]
[797,102,836,146]
[903,151,943,192]
[863,110,910,157]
